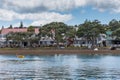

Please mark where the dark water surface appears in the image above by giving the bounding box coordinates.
[0,54,120,80]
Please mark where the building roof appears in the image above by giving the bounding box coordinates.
[1,28,39,34]
[40,37,54,41]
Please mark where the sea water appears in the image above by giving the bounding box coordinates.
[0,54,120,80]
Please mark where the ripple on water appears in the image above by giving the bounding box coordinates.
[0,54,120,79]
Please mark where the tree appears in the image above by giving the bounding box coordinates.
[9,24,13,29]
[6,32,23,47]
[109,19,120,31]
[66,26,76,38]
[19,21,23,28]
[77,20,92,39]
[40,22,71,48]
[112,28,120,40]
[2,26,4,29]
[6,32,36,47]
[76,20,105,46]
[27,26,34,32]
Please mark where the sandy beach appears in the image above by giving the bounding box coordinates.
[0,49,120,55]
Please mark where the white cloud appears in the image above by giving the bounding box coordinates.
[0,8,72,26]
[90,0,120,13]
[1,0,87,13]
[1,0,120,13]
[0,9,17,21]
[0,0,120,27]
[13,22,29,27]
[75,0,87,7]
[31,12,72,26]
[0,8,72,21]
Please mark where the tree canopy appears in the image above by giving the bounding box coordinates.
[4,19,120,48]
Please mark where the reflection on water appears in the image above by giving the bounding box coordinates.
[0,54,120,79]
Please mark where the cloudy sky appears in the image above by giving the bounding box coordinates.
[0,0,120,28]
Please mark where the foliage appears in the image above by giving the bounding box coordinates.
[19,21,23,28]
[27,26,35,32]
[112,28,120,39]
[5,19,120,48]
[109,19,120,31]
[40,22,69,41]
[66,26,76,38]
[9,25,13,29]
[77,20,105,38]
[6,32,38,47]
[6,32,30,41]
[76,20,106,46]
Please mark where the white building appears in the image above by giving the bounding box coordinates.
[39,36,54,46]
[0,34,6,47]
[73,34,108,47]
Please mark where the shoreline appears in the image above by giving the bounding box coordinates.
[0,49,120,55]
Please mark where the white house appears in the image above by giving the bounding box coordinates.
[0,34,6,47]
[73,34,108,48]
[39,36,54,46]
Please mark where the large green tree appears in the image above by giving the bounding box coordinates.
[39,22,75,47]
[112,28,120,40]
[76,20,105,46]
[109,19,120,31]
[6,32,36,47]
[27,26,35,32]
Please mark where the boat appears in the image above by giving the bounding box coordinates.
[17,55,25,58]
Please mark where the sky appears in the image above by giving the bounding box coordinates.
[0,0,120,28]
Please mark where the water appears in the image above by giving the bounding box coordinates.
[0,54,120,80]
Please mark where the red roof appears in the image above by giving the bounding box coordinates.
[1,28,39,34]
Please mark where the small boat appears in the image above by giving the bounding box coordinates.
[17,55,25,58]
